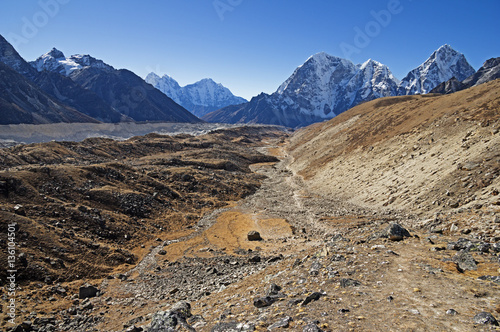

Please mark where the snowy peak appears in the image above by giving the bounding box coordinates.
[31,49,114,76]
[398,44,475,95]
[274,52,398,119]
[46,47,65,59]
[146,73,247,117]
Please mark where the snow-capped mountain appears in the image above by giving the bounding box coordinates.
[146,73,247,117]
[398,44,475,95]
[31,48,114,76]
[29,48,200,123]
[206,45,478,127]
[274,52,358,119]
[205,52,399,127]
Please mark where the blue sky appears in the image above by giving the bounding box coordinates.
[1,0,499,100]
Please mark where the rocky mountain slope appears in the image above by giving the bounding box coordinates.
[0,35,202,125]
[146,73,247,117]
[0,62,98,125]
[289,79,500,216]
[431,57,500,95]
[204,45,477,128]
[0,36,129,123]
[31,48,201,123]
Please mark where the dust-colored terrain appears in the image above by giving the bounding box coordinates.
[2,81,500,332]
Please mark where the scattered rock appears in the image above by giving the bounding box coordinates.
[267,284,282,296]
[210,322,255,331]
[452,250,478,271]
[446,309,458,315]
[149,301,194,332]
[247,231,262,241]
[340,278,361,287]
[302,323,323,332]
[478,275,500,284]
[472,312,499,326]
[267,316,292,330]
[302,292,322,306]
[123,325,143,332]
[253,296,276,308]
[249,255,261,263]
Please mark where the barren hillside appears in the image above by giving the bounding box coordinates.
[289,79,500,218]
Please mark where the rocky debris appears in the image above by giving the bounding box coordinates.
[124,326,143,332]
[267,316,293,330]
[149,301,195,332]
[78,284,99,299]
[477,275,500,284]
[447,238,492,252]
[247,231,262,241]
[452,250,478,271]
[340,278,361,288]
[302,323,323,332]
[472,312,499,326]
[210,322,255,332]
[446,309,458,315]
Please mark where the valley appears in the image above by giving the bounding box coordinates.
[2,79,499,331]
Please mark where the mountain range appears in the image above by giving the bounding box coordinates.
[0,34,200,125]
[204,45,484,127]
[1,34,498,128]
[145,73,247,117]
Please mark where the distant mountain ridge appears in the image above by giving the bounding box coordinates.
[146,73,247,117]
[430,57,500,95]
[0,34,201,125]
[204,45,480,127]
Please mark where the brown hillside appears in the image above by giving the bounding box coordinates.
[289,79,500,217]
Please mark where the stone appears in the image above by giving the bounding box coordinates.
[340,278,361,287]
[249,255,261,263]
[267,284,282,296]
[302,292,322,306]
[253,296,276,308]
[267,316,292,330]
[452,250,477,271]
[302,323,323,332]
[472,312,499,325]
[149,301,194,332]
[446,309,458,315]
[210,322,255,331]
[158,249,166,255]
[78,284,99,299]
[247,231,262,241]
[371,223,410,241]
[123,325,142,332]
[477,275,500,284]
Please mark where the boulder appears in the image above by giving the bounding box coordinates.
[472,312,498,326]
[149,301,194,332]
[247,231,262,241]
[78,284,99,299]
